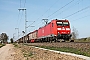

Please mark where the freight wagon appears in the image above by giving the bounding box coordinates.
[28,30,38,43]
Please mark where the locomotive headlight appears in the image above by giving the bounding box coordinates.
[68,32,70,33]
[57,28,61,30]
[66,28,70,30]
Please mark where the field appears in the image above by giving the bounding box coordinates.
[25,42,90,57]
[75,38,90,42]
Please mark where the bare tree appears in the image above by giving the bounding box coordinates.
[71,27,79,39]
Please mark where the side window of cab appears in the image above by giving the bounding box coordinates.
[52,23,54,27]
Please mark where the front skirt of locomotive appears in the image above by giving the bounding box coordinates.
[57,33,72,40]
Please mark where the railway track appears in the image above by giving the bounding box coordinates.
[25,42,90,45]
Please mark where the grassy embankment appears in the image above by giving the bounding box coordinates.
[36,46,90,57]
[23,43,90,57]
[13,43,34,60]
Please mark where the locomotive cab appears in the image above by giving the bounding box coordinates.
[56,20,72,40]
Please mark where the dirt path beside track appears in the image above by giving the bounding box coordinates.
[0,44,25,60]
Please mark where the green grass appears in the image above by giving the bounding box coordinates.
[0,44,5,48]
[13,43,22,48]
[23,51,34,59]
[37,46,90,57]
[13,43,18,47]
[74,38,90,42]
[13,43,21,48]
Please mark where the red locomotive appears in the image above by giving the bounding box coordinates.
[37,19,72,42]
[17,19,72,43]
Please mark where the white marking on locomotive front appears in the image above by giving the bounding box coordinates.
[57,28,61,30]
[62,28,65,30]
[66,28,70,30]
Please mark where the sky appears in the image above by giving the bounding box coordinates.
[0,0,90,41]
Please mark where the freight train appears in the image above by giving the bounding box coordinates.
[17,19,72,43]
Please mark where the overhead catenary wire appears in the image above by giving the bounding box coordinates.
[36,0,60,20]
[70,7,90,21]
[46,0,75,18]
[16,10,20,28]
[16,0,22,28]
[20,0,21,8]
[18,11,24,28]
[36,0,60,21]
[24,0,26,8]
[34,0,60,28]
[71,14,90,22]
[27,21,35,28]
[62,6,90,19]
[49,0,82,20]
[35,0,75,29]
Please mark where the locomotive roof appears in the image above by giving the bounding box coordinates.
[53,19,69,21]
[39,19,69,29]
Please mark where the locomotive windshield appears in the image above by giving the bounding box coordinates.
[57,22,69,26]
[63,22,69,26]
[57,22,62,26]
